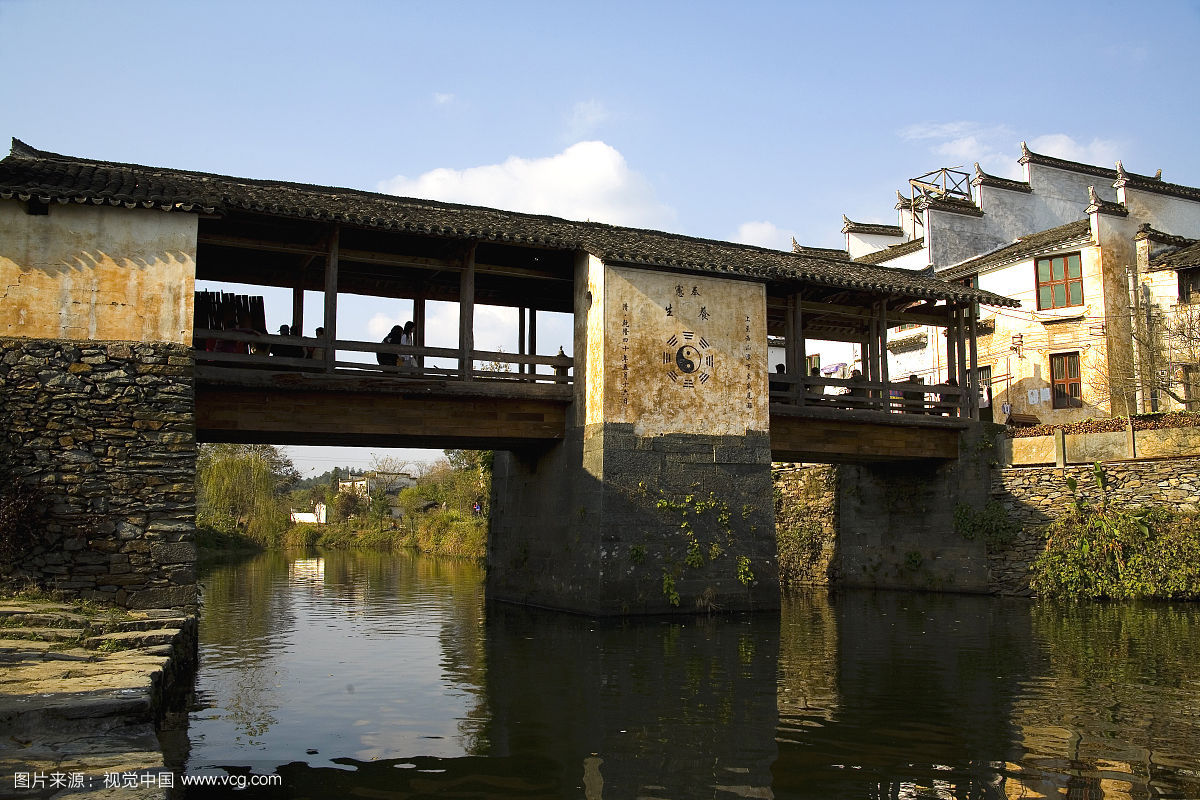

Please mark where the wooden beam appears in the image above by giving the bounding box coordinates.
[460,244,476,381]
[518,306,527,375]
[529,308,537,378]
[414,295,426,370]
[878,300,889,390]
[968,302,979,420]
[198,232,572,282]
[797,299,957,328]
[322,225,340,373]
[291,286,304,336]
[793,293,805,405]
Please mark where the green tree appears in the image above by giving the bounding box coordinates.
[196,444,298,544]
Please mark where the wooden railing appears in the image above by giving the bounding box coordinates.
[193,329,573,384]
[768,374,967,417]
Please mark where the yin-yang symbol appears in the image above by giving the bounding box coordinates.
[675,345,700,374]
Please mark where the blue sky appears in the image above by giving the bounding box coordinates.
[4,0,1199,475]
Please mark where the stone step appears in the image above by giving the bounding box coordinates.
[0,610,89,627]
[0,689,155,739]
[84,629,178,650]
[110,617,190,633]
[0,626,84,642]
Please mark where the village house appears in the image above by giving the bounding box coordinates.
[814,143,1200,425]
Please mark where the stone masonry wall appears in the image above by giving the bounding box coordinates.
[985,458,1200,595]
[0,337,196,608]
[773,464,838,588]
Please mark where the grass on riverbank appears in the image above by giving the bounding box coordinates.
[198,509,486,560]
[1029,505,1200,600]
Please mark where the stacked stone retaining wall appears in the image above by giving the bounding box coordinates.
[985,458,1200,595]
[0,337,197,608]
[773,464,838,588]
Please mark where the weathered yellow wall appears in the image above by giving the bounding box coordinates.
[0,200,197,343]
[581,252,607,428]
[592,264,768,437]
[978,242,1112,425]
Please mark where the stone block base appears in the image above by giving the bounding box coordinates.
[488,424,779,615]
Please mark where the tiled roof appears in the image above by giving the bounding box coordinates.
[939,220,1092,279]
[790,238,849,259]
[840,215,903,237]
[1116,161,1200,203]
[1134,224,1195,249]
[853,237,926,265]
[918,195,983,217]
[972,163,1031,193]
[1149,238,1200,270]
[1019,141,1119,180]
[1085,185,1128,217]
[0,139,1017,307]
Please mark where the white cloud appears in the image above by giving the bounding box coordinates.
[898,122,1125,180]
[432,92,455,106]
[378,141,675,228]
[733,220,795,250]
[565,100,609,140]
[1027,133,1121,169]
[366,312,406,341]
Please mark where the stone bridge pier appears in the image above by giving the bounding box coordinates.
[488,255,780,615]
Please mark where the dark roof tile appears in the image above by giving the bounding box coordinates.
[853,237,926,265]
[971,163,1031,193]
[1115,160,1200,203]
[840,215,903,237]
[939,220,1092,279]
[0,139,1016,307]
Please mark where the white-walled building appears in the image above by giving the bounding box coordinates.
[806,143,1200,424]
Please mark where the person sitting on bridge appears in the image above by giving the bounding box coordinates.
[378,325,403,366]
[902,374,925,414]
[845,369,867,408]
[308,326,326,360]
[939,377,958,416]
[400,321,417,368]
[769,363,787,394]
[271,325,306,358]
[808,365,824,397]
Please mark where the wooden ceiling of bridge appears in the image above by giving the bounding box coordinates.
[196,210,976,327]
[764,286,964,343]
[196,211,577,313]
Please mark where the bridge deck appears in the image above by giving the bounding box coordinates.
[196,357,965,460]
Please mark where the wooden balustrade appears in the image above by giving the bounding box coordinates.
[193,329,573,384]
[768,374,964,417]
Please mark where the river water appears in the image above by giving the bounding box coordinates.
[177,549,1200,799]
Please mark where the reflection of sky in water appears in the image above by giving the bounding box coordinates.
[189,554,1200,799]
[189,551,484,770]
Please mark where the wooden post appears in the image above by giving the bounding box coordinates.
[414,295,426,370]
[967,302,980,419]
[529,309,537,380]
[459,244,476,381]
[878,300,890,403]
[955,307,968,417]
[322,225,340,373]
[783,295,796,403]
[944,306,957,388]
[518,307,527,376]
[794,296,806,405]
[291,286,304,337]
[867,318,879,410]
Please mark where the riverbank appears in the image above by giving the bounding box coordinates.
[198,515,486,561]
[0,598,196,799]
